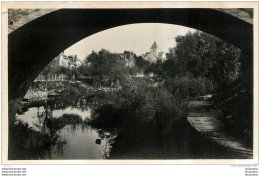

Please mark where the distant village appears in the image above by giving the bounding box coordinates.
[35,41,166,82]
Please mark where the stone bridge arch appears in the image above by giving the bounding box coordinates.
[8,8,253,120]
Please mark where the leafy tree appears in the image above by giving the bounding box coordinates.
[145,59,164,77]
[134,56,149,72]
[163,53,178,78]
[85,49,129,87]
[168,31,241,90]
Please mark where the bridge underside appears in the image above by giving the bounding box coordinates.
[8,8,253,121]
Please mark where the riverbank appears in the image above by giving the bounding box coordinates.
[187,97,253,159]
[12,96,244,160]
[11,75,252,160]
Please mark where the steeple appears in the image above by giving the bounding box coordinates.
[150,41,158,49]
[150,41,158,55]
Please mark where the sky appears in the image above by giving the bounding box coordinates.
[64,23,196,61]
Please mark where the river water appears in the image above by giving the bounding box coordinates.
[15,98,112,159]
[12,97,240,160]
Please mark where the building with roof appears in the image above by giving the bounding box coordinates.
[116,51,135,67]
[143,41,165,63]
[34,52,81,82]
[58,52,81,69]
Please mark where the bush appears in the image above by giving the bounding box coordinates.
[164,75,217,99]
[90,78,187,131]
[61,84,82,97]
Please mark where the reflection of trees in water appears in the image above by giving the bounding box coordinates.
[95,129,118,159]
[10,99,65,159]
[20,95,90,112]
[9,119,61,160]
[20,97,91,130]
[11,96,98,159]
[51,137,67,158]
[35,99,90,158]
[18,96,176,159]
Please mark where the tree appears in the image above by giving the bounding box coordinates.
[163,53,178,78]
[85,49,129,87]
[134,56,149,72]
[40,59,58,92]
[145,59,164,77]
[168,30,241,90]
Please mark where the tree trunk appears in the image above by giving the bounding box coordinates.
[44,80,48,92]
[202,72,206,95]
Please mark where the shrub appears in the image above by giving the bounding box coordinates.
[90,78,187,131]
[164,75,217,99]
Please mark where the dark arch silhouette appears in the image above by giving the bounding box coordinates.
[8,8,253,120]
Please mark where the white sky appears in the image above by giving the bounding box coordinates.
[64,23,196,61]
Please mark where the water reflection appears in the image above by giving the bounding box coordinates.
[14,98,112,159]
[49,124,111,159]
[11,96,238,160]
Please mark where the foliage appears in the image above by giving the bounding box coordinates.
[163,55,178,78]
[9,120,59,159]
[166,31,241,90]
[144,59,165,77]
[90,78,187,131]
[213,79,253,147]
[82,49,129,87]
[163,30,252,145]
[164,75,217,99]
[134,56,150,72]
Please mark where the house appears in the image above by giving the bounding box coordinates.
[67,55,81,69]
[34,52,81,82]
[143,41,166,63]
[136,71,145,77]
[133,70,157,78]
[58,52,81,69]
[116,51,135,67]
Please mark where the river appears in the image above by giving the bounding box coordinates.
[15,98,113,159]
[11,96,240,160]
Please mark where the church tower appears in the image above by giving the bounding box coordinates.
[150,41,158,55]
